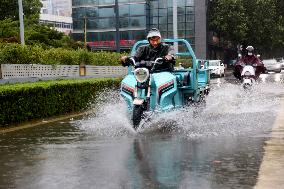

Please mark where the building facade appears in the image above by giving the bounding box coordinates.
[72,0,207,58]
[40,0,73,34]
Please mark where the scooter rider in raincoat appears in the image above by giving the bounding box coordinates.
[233,45,265,80]
[120,28,175,71]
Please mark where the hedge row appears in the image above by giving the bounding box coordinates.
[0,78,121,126]
[0,43,126,66]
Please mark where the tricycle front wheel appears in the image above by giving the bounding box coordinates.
[132,105,144,130]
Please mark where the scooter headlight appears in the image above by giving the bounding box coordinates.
[244,71,251,76]
[134,68,149,83]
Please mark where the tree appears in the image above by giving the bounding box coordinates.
[209,0,284,57]
[0,0,42,21]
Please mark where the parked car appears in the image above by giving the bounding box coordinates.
[276,58,284,70]
[208,60,225,77]
[263,59,282,73]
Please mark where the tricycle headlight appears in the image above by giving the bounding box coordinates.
[134,68,149,83]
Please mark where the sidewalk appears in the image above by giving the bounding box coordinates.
[254,97,284,189]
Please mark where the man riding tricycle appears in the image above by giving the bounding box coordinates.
[120,28,210,129]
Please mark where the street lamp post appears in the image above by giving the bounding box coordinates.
[18,0,25,45]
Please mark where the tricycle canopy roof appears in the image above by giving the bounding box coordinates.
[130,38,197,61]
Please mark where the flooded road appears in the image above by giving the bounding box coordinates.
[0,72,284,189]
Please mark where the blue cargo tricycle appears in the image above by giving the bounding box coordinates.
[120,39,210,129]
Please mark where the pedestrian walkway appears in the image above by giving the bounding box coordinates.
[254,97,284,189]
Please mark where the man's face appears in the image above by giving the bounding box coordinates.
[149,36,161,48]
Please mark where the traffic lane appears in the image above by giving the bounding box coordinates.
[0,120,276,189]
[0,86,280,189]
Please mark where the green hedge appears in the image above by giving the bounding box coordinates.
[0,43,126,66]
[0,78,121,126]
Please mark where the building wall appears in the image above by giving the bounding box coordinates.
[71,0,207,54]
[148,0,195,47]
[72,0,147,50]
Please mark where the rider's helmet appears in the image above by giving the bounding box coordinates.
[147,28,161,41]
[246,46,254,56]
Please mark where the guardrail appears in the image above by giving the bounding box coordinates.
[0,64,128,79]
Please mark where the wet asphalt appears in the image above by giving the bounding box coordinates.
[0,71,284,189]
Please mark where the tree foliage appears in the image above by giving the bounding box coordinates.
[209,0,284,56]
[0,0,41,21]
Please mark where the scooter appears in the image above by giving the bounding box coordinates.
[240,64,256,89]
[120,39,210,129]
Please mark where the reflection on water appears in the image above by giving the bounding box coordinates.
[0,82,283,189]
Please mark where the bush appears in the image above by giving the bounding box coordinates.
[0,78,121,126]
[0,43,126,66]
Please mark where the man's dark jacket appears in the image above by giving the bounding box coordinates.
[124,43,175,72]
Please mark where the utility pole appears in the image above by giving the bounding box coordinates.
[115,0,120,53]
[18,0,25,45]
[84,16,87,48]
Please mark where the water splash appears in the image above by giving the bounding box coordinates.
[75,90,136,137]
[75,82,283,138]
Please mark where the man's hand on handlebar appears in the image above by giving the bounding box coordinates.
[164,55,173,61]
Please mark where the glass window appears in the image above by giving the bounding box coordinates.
[186,0,194,6]
[152,9,159,16]
[186,6,194,14]
[186,22,194,30]
[119,0,129,3]
[167,0,173,8]
[152,17,158,25]
[119,17,129,28]
[158,0,168,8]
[168,23,173,31]
[150,1,158,9]
[130,4,145,16]
[132,30,145,40]
[186,14,194,22]
[130,0,145,2]
[177,0,185,6]
[159,16,167,25]
[85,0,99,5]
[73,19,83,30]
[159,24,167,31]
[73,7,85,18]
[99,0,114,5]
[130,16,146,27]
[167,15,173,23]
[120,31,129,40]
[87,18,98,29]
[98,18,115,29]
[177,7,185,15]
[167,8,173,16]
[177,15,185,22]
[186,30,194,36]
[178,22,185,29]
[178,30,185,38]
[85,7,98,18]
[72,33,84,41]
[87,32,96,41]
[98,7,114,18]
[167,31,173,38]
[119,4,129,16]
[100,32,115,41]
[158,8,167,17]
